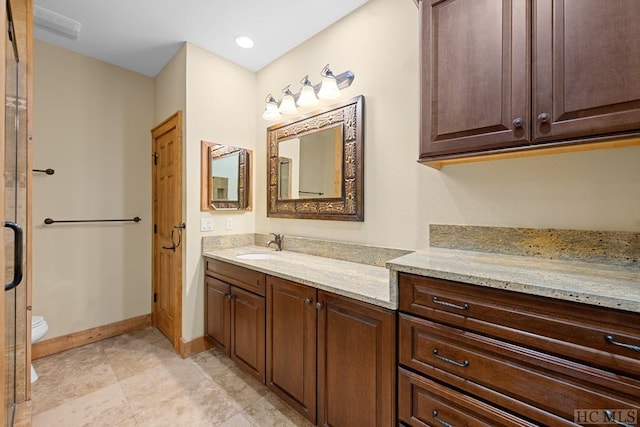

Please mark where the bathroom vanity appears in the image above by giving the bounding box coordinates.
[203,234,639,427]
[203,246,396,426]
[389,249,640,427]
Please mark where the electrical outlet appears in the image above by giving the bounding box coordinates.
[200,218,214,232]
[225,218,233,230]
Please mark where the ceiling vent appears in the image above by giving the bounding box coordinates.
[34,5,81,41]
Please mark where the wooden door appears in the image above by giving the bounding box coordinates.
[231,286,265,382]
[533,0,640,142]
[205,276,230,355]
[151,112,182,349]
[266,276,317,424]
[317,291,396,427]
[419,0,529,159]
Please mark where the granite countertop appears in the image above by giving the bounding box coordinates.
[387,248,640,313]
[203,246,395,309]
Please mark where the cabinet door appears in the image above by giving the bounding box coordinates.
[230,286,265,383]
[420,0,529,159]
[205,276,230,355]
[317,291,396,427]
[533,0,640,142]
[266,276,317,424]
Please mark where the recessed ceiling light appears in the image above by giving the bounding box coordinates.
[235,36,254,49]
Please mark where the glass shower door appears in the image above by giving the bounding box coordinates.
[4,1,21,424]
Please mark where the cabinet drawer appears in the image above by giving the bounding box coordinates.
[399,314,640,425]
[399,273,640,377]
[398,368,537,427]
[205,258,265,296]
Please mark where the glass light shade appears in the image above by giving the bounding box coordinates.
[297,84,319,107]
[317,76,341,100]
[262,101,282,121]
[278,94,298,115]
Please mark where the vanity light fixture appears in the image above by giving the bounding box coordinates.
[297,75,320,107]
[262,94,282,121]
[317,64,341,100]
[278,85,298,115]
[261,65,355,121]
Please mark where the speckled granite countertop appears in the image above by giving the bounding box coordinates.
[387,248,640,313]
[203,246,395,309]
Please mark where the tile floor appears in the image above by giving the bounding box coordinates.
[29,327,314,426]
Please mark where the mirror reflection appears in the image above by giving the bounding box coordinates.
[201,141,251,211]
[212,151,240,202]
[278,126,343,200]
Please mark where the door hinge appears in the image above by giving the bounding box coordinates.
[152,152,158,165]
[154,293,157,303]
[153,224,157,234]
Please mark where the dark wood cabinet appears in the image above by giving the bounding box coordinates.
[398,272,640,426]
[204,259,266,383]
[420,0,530,158]
[205,276,231,354]
[231,287,265,382]
[266,276,397,426]
[317,291,396,427]
[266,276,317,424]
[532,0,640,143]
[419,0,640,164]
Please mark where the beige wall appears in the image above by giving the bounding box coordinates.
[148,42,258,342]
[182,43,256,340]
[32,41,155,339]
[255,0,640,249]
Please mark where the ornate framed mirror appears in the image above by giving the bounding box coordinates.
[267,95,364,221]
[200,141,251,210]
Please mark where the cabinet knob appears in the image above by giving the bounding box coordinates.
[225,294,232,299]
[316,302,324,309]
[304,298,313,305]
[537,112,550,123]
[512,117,524,128]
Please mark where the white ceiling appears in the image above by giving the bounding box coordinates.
[33,0,370,77]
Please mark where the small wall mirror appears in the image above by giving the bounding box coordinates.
[267,95,364,221]
[201,141,251,210]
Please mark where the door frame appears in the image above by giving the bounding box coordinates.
[151,111,183,350]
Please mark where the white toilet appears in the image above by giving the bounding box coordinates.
[31,315,48,383]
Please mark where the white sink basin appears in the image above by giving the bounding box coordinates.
[236,253,278,260]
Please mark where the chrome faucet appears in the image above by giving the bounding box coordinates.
[266,233,284,251]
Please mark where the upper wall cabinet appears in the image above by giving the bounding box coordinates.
[418,0,640,166]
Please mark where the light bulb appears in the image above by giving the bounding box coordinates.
[297,76,319,107]
[278,86,298,114]
[318,75,340,100]
[262,96,281,121]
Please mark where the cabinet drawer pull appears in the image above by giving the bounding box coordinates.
[432,296,469,311]
[537,112,550,123]
[432,410,459,427]
[605,335,640,352]
[433,349,469,368]
[512,117,524,128]
[304,298,313,305]
[316,302,324,309]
